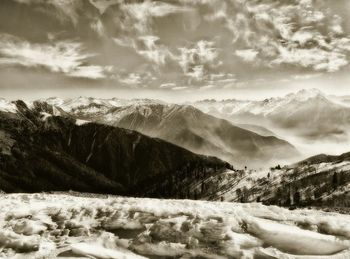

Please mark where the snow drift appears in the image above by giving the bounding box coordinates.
[0,193,349,258]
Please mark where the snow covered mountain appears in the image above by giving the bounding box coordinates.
[35,98,299,168]
[0,100,232,198]
[1,99,348,209]
[0,98,18,113]
[43,97,165,114]
[193,89,350,140]
[194,88,328,116]
[1,193,350,258]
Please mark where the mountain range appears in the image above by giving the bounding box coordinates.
[0,95,349,208]
[0,100,232,198]
[193,89,350,141]
[42,97,300,168]
[6,89,347,169]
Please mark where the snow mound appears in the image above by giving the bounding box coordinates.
[0,193,349,258]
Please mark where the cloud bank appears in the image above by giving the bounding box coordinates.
[0,34,108,79]
[1,0,350,90]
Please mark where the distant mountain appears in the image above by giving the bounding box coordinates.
[39,98,299,168]
[1,99,348,208]
[43,97,165,113]
[206,151,350,207]
[296,152,350,166]
[193,89,350,140]
[0,100,232,198]
[336,95,350,106]
[235,123,276,137]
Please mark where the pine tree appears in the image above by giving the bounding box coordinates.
[332,172,338,190]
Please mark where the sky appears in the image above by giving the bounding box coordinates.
[0,0,350,101]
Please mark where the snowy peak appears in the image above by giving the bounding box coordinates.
[42,97,166,113]
[0,98,18,113]
[249,89,330,115]
[192,88,338,117]
[284,88,326,102]
[37,89,332,120]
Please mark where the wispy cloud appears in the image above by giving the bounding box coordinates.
[88,0,120,14]
[117,71,156,87]
[137,36,172,66]
[13,0,83,25]
[160,83,176,89]
[118,1,191,35]
[235,49,258,63]
[272,45,348,73]
[172,86,188,91]
[4,0,350,91]
[68,66,108,79]
[0,34,108,79]
[218,0,350,72]
[178,40,219,81]
[118,73,142,86]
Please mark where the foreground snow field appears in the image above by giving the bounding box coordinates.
[0,194,350,259]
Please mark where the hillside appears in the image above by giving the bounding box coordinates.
[205,151,350,208]
[0,100,232,198]
[39,98,299,168]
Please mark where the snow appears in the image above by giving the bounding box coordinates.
[71,242,146,259]
[192,88,338,117]
[75,119,90,126]
[246,217,348,255]
[212,159,350,204]
[0,98,17,113]
[0,193,349,258]
[40,112,52,121]
[42,97,166,114]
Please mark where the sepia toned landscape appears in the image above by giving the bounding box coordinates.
[0,0,350,258]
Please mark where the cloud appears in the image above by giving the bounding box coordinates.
[185,65,205,81]
[110,0,350,89]
[5,0,350,91]
[160,83,176,89]
[0,34,108,79]
[179,41,218,71]
[113,37,134,48]
[292,73,323,80]
[113,37,221,84]
[172,86,188,91]
[118,1,191,35]
[68,66,108,79]
[119,73,142,86]
[272,45,348,73]
[270,4,348,71]
[199,84,215,90]
[178,40,219,81]
[235,49,258,63]
[198,0,350,73]
[90,18,106,38]
[206,73,237,89]
[13,0,83,25]
[117,71,156,87]
[89,0,120,14]
[137,36,172,66]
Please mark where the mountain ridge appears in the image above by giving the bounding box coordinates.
[207,150,350,207]
[192,89,350,156]
[34,99,299,168]
[0,100,233,198]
